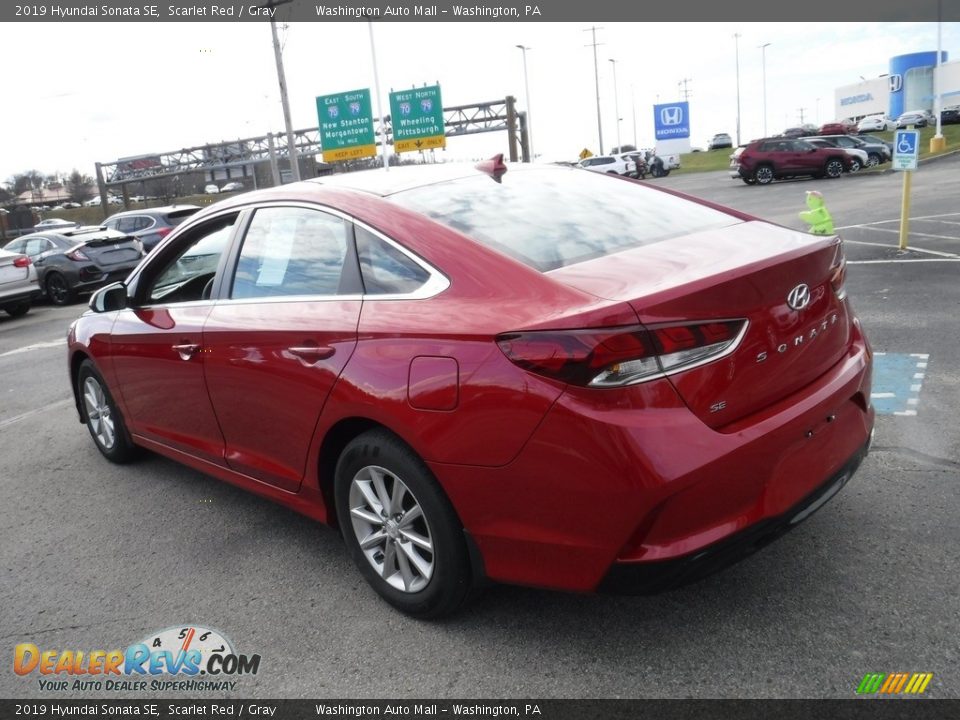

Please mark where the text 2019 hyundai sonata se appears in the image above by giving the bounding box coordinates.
[67,160,874,617]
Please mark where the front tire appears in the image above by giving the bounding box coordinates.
[867,153,880,167]
[335,430,472,618]
[77,360,138,463]
[848,157,862,173]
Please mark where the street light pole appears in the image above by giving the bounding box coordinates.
[759,42,771,137]
[584,26,604,155]
[934,0,944,146]
[609,58,621,152]
[734,32,741,146]
[368,22,389,171]
[516,44,534,161]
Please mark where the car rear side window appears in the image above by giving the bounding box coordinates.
[391,168,738,272]
[231,207,350,299]
[355,226,429,295]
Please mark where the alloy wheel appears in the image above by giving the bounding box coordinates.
[82,376,116,451]
[348,465,435,593]
[46,274,70,305]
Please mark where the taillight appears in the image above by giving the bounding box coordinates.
[830,242,847,300]
[497,320,746,388]
[65,249,89,261]
[154,227,173,240]
[13,256,31,268]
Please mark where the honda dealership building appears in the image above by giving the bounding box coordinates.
[834,51,960,121]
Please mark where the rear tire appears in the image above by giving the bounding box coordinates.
[335,430,472,618]
[4,301,30,318]
[825,159,845,179]
[753,165,775,185]
[848,157,862,173]
[742,178,756,185]
[45,272,74,306]
[77,360,139,463]
[867,153,880,167]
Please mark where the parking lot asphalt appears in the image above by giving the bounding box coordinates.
[1,158,958,700]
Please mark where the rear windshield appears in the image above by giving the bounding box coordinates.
[166,208,201,225]
[390,168,738,272]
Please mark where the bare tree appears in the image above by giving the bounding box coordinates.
[66,170,95,204]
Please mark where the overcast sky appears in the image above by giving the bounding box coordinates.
[4,21,959,182]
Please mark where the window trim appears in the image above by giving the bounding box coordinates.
[210,201,449,306]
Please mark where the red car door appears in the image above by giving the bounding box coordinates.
[202,206,361,492]
[109,214,239,465]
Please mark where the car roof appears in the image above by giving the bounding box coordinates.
[17,227,129,242]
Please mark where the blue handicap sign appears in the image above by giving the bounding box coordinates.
[896,131,918,155]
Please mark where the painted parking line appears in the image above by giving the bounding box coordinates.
[871,353,929,416]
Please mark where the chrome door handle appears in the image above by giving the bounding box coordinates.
[287,345,335,362]
[172,343,201,360]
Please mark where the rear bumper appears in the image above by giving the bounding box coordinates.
[597,436,870,594]
[1,286,41,306]
[434,328,873,593]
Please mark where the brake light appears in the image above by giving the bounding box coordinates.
[497,320,746,388]
[13,256,31,268]
[65,249,89,261]
[154,226,173,240]
[830,243,847,300]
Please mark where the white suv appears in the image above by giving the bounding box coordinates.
[577,154,636,176]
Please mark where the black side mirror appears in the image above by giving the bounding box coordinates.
[89,282,128,313]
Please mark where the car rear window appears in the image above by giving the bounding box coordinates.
[390,168,738,272]
[166,208,201,225]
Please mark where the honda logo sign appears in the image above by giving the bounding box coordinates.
[653,101,691,141]
[888,74,903,93]
[660,106,683,126]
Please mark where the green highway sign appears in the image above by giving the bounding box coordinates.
[316,88,376,162]
[389,85,446,153]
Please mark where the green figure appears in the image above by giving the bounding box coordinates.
[799,190,835,235]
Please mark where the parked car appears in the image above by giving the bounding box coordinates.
[941,106,960,125]
[729,138,848,185]
[103,205,201,253]
[805,138,868,172]
[819,120,857,135]
[807,134,890,167]
[858,133,895,155]
[708,133,733,150]
[896,111,928,128]
[204,184,221,194]
[3,227,143,306]
[67,161,873,617]
[83,196,121,207]
[0,247,40,318]
[220,181,246,193]
[35,218,79,230]
[857,115,896,133]
[577,154,636,176]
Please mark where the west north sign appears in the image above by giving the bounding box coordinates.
[316,88,376,162]
[389,85,446,153]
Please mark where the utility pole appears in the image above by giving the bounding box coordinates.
[759,42,771,138]
[678,77,692,101]
[584,26,604,154]
[609,59,621,152]
[798,108,807,124]
[368,22,389,171]
[733,33,742,146]
[266,0,300,183]
[516,45,534,161]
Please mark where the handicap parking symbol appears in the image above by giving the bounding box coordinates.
[897,132,917,155]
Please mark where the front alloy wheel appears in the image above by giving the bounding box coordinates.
[848,158,862,173]
[77,360,138,463]
[46,273,73,306]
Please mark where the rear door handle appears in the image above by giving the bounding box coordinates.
[287,345,335,362]
[172,343,201,360]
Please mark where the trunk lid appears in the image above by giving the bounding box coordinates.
[77,236,142,266]
[549,221,851,428]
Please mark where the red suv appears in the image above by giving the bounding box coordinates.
[820,120,856,135]
[730,138,849,185]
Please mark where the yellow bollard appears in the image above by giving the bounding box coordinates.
[930,135,946,153]
[899,169,912,250]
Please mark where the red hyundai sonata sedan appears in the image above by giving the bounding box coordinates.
[67,161,873,616]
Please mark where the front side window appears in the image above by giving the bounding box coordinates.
[231,207,350,299]
[147,215,236,304]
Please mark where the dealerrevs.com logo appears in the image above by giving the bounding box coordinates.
[14,626,261,692]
